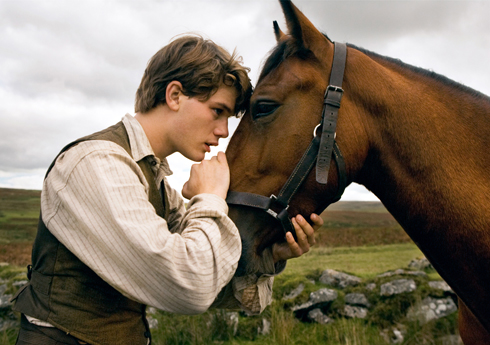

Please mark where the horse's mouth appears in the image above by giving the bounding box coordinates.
[229,205,286,276]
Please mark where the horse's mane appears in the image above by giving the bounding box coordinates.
[258,39,317,81]
[259,35,489,103]
[348,43,490,103]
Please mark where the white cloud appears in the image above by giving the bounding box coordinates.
[0,169,45,190]
[341,183,380,202]
[1,0,489,202]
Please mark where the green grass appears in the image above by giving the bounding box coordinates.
[0,189,456,344]
[0,188,40,244]
[281,244,429,280]
[145,243,449,345]
[149,306,390,345]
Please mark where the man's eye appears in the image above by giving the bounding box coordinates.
[252,102,279,119]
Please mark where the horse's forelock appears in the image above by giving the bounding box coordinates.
[258,39,315,81]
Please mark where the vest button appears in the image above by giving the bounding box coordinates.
[144,331,151,338]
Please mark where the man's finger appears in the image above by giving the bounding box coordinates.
[285,232,303,257]
[311,213,324,230]
[294,216,316,248]
[217,151,227,163]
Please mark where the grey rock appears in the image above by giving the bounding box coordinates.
[0,295,12,309]
[12,280,28,290]
[406,297,457,324]
[319,269,361,288]
[377,269,426,278]
[428,281,453,292]
[0,319,19,332]
[343,305,368,319]
[147,316,159,329]
[408,257,433,271]
[258,318,271,335]
[380,327,405,344]
[392,329,404,344]
[283,283,304,301]
[377,269,406,278]
[310,288,338,304]
[225,312,239,336]
[380,279,416,296]
[291,288,338,312]
[345,293,370,307]
[366,283,377,291]
[307,308,334,324]
[406,271,427,277]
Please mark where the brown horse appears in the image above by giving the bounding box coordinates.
[225,1,490,343]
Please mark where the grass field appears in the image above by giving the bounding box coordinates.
[0,188,40,265]
[0,188,455,344]
[317,201,412,248]
[0,188,413,266]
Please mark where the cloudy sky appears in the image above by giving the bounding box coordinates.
[1,0,489,201]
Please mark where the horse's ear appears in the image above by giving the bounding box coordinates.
[273,21,287,42]
[279,0,330,52]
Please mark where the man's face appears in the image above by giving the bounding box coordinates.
[173,85,237,162]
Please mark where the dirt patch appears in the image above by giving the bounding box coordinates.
[316,227,412,247]
[0,242,32,266]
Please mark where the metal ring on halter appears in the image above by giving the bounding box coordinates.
[313,124,321,137]
[313,124,337,139]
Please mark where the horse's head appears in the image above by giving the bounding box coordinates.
[226,0,370,276]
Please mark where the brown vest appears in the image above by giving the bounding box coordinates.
[12,122,169,345]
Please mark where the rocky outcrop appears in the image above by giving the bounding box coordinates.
[0,258,462,344]
[283,262,460,344]
[0,268,26,333]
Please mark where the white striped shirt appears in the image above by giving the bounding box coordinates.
[29,114,275,326]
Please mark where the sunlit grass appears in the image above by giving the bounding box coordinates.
[281,243,431,279]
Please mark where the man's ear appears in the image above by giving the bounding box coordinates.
[166,81,184,111]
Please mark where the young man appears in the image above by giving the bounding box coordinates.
[12,35,322,345]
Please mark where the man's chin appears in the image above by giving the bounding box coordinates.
[183,152,206,162]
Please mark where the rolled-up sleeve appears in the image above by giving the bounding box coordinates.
[211,247,286,315]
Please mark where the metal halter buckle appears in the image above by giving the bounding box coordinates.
[266,194,289,218]
[326,85,344,93]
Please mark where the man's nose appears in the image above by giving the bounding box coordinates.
[215,117,229,138]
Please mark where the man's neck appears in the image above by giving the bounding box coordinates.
[135,105,175,160]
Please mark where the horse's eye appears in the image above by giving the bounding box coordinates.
[252,102,279,119]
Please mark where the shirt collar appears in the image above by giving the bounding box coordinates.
[122,114,173,176]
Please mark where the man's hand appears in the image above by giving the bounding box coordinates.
[272,213,323,262]
[182,151,230,200]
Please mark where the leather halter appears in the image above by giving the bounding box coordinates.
[226,42,348,239]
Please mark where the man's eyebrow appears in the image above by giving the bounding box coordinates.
[215,102,233,114]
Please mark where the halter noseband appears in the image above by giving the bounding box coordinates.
[226,42,348,240]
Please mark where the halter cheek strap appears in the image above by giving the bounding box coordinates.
[317,41,346,184]
[226,42,348,240]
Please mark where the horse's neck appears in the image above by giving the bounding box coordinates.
[353,57,490,233]
[350,56,490,331]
